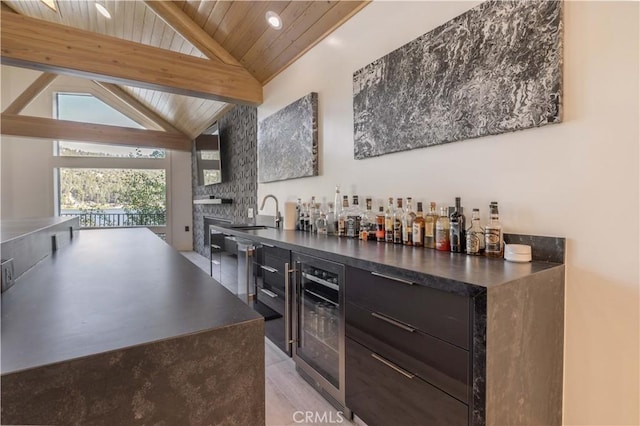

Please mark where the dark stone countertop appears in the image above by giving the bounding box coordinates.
[1,216,76,243]
[1,228,262,375]
[211,226,564,297]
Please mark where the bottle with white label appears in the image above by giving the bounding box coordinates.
[484,201,503,258]
[466,208,485,255]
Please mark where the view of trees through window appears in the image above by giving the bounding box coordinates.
[59,168,166,227]
[55,93,167,228]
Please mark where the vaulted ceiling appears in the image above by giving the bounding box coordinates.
[1,0,368,145]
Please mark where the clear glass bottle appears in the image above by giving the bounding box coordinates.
[315,212,328,235]
[402,197,416,246]
[466,208,485,255]
[332,185,341,235]
[424,202,438,249]
[295,198,303,231]
[485,201,503,258]
[302,202,309,232]
[309,196,318,233]
[360,197,377,241]
[412,202,425,247]
[384,197,394,243]
[346,195,361,238]
[326,202,336,235]
[435,206,451,251]
[338,195,349,237]
[393,198,404,244]
[376,206,386,242]
[449,197,466,253]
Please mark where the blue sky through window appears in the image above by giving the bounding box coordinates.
[56,93,165,158]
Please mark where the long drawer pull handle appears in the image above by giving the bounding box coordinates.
[260,265,278,273]
[371,271,414,285]
[371,353,415,379]
[260,288,278,298]
[371,312,415,332]
[211,244,221,250]
[262,243,275,248]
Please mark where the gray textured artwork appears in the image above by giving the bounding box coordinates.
[258,92,318,183]
[353,0,563,159]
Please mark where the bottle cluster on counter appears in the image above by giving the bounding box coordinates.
[294,185,504,258]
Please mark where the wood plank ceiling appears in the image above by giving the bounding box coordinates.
[3,1,368,140]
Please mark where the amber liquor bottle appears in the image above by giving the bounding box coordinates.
[435,207,451,251]
[424,202,438,249]
[346,195,361,238]
[412,202,425,247]
[393,198,404,244]
[338,195,349,237]
[375,206,386,242]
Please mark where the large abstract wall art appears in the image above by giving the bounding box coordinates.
[258,92,318,183]
[353,0,563,159]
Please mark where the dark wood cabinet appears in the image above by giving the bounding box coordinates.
[345,337,468,426]
[345,265,472,425]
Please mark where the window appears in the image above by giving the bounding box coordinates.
[55,93,165,159]
[53,92,170,236]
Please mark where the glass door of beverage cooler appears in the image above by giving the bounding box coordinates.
[292,252,346,409]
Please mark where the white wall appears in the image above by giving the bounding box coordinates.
[0,66,194,250]
[258,2,639,425]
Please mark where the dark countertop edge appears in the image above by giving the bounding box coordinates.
[211,225,564,297]
[1,316,263,376]
[0,216,77,244]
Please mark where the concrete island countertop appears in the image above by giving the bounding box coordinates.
[1,227,264,425]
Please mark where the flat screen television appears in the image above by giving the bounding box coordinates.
[195,124,222,186]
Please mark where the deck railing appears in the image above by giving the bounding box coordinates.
[60,212,166,228]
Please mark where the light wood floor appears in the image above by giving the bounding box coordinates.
[180,251,359,426]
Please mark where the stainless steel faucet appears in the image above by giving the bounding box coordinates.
[259,194,281,228]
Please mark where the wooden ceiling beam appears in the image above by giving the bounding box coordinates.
[93,81,184,134]
[143,0,242,67]
[3,72,57,114]
[1,2,17,14]
[0,13,263,105]
[1,114,192,152]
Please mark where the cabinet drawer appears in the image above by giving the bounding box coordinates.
[346,301,469,403]
[346,337,468,426]
[346,266,470,349]
[257,282,285,315]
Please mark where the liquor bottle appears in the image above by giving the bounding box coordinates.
[360,197,377,241]
[295,198,303,231]
[332,185,341,235]
[384,197,394,243]
[412,202,425,247]
[315,212,328,235]
[298,201,306,231]
[346,195,361,238]
[375,206,386,242]
[424,202,438,249]
[485,201,504,258]
[435,207,451,251]
[449,197,466,253]
[466,208,485,255]
[402,197,416,246]
[302,203,310,232]
[327,202,336,235]
[309,197,318,233]
[338,195,349,237]
[393,198,403,244]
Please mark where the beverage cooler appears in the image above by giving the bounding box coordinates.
[291,252,349,415]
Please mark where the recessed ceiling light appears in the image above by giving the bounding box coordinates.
[265,11,282,30]
[95,3,111,19]
[40,0,57,12]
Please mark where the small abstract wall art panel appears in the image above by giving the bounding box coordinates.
[353,0,563,159]
[258,92,318,183]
